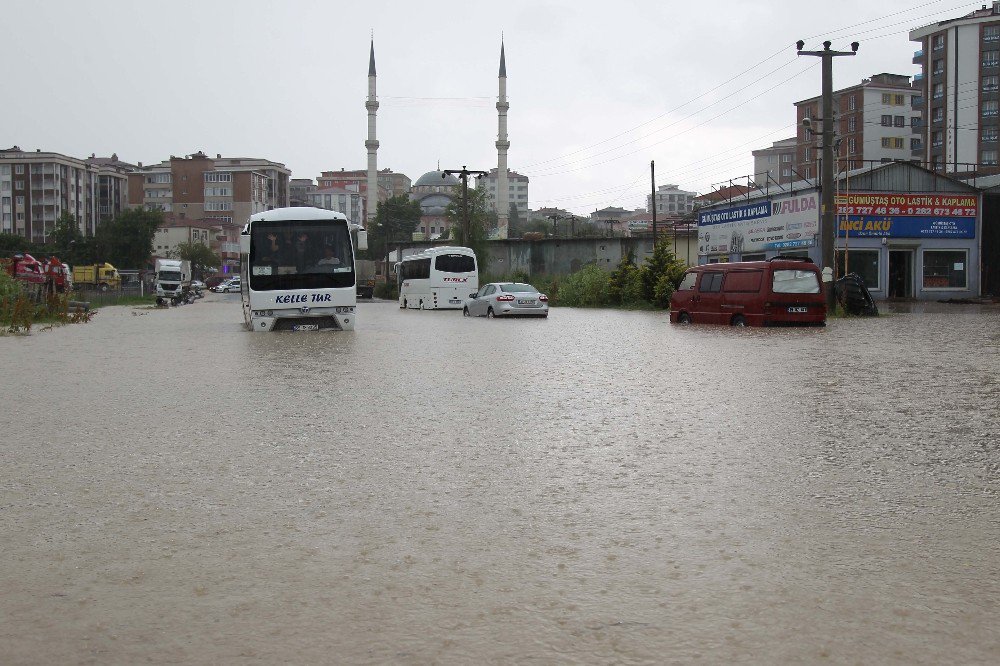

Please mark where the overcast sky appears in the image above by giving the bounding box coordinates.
[2,0,976,215]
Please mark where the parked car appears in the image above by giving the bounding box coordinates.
[463,282,549,318]
[211,278,241,293]
[669,257,826,327]
[204,275,229,290]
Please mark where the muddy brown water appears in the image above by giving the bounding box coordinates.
[2,295,998,664]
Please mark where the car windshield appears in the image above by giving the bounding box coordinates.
[772,269,820,293]
[499,283,537,293]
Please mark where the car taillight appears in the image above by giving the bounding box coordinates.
[496,294,515,301]
[538,294,548,302]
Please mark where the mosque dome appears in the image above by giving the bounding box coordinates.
[414,170,461,188]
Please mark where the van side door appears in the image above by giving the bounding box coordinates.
[694,271,725,324]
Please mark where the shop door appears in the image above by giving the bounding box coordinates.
[888,250,913,298]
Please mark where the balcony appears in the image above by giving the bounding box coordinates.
[912,95,924,108]
[913,49,924,63]
[914,72,924,82]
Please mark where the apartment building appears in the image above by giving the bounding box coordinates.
[308,187,365,225]
[86,153,134,224]
[317,168,411,212]
[910,2,1000,172]
[478,168,530,219]
[751,137,798,185]
[0,146,131,241]
[647,184,696,215]
[152,219,219,258]
[795,73,917,179]
[128,151,290,269]
[289,178,318,207]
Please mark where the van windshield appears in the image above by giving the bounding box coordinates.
[772,269,820,293]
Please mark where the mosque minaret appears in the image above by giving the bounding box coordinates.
[495,41,511,239]
[365,40,379,227]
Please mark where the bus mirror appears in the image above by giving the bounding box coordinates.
[357,230,368,251]
[239,235,250,254]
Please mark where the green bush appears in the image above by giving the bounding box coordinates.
[653,273,676,308]
[640,241,687,306]
[557,263,610,307]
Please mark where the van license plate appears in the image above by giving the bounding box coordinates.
[788,306,807,313]
[293,324,319,331]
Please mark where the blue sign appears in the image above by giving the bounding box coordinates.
[840,216,975,239]
[699,202,771,226]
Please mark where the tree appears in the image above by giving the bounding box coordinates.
[93,208,164,269]
[169,241,221,278]
[0,233,32,255]
[445,185,490,266]
[48,212,83,263]
[640,240,687,307]
[369,194,422,260]
[507,203,522,236]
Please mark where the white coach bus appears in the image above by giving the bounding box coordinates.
[239,207,367,331]
[397,246,478,310]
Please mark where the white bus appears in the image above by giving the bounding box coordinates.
[397,246,478,310]
[239,207,367,332]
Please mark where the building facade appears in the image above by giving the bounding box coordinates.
[318,168,411,213]
[152,220,219,259]
[910,3,1000,172]
[409,170,459,239]
[647,184,696,215]
[478,168,529,220]
[1,146,131,240]
[751,137,798,185]
[308,186,365,225]
[795,73,918,180]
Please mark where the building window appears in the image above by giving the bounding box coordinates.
[883,137,904,149]
[836,250,880,290]
[848,116,857,132]
[932,59,944,75]
[848,95,856,110]
[204,201,233,211]
[982,149,998,165]
[848,137,857,154]
[984,50,1000,67]
[985,76,1000,92]
[804,147,812,161]
[881,114,892,126]
[986,25,1000,42]
[932,82,944,99]
[781,154,791,163]
[15,180,23,190]
[933,107,944,122]
[881,93,906,105]
[781,167,791,177]
[984,100,999,117]
[911,138,922,150]
[933,35,944,51]
[14,165,24,175]
[932,131,944,147]
[984,128,999,142]
[922,250,967,289]
[204,172,233,183]
[894,115,905,127]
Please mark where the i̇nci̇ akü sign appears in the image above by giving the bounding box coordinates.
[697,193,819,255]
[835,193,977,238]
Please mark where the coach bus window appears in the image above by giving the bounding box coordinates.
[435,254,475,273]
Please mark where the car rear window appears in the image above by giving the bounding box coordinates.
[772,269,820,293]
[500,283,536,293]
[723,270,763,293]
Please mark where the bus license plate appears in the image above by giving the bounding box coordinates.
[788,306,807,313]
[293,323,319,331]
[449,298,461,304]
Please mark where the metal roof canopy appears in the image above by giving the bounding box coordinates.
[699,161,978,212]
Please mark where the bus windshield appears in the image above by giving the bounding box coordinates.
[249,219,354,291]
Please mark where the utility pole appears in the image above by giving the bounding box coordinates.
[443,166,488,245]
[797,39,858,311]
[650,160,657,245]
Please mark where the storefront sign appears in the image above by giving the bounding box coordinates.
[835,193,977,239]
[698,193,819,255]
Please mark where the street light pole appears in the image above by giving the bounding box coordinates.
[797,39,858,311]
[443,166,488,245]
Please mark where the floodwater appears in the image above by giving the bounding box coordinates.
[2,294,999,664]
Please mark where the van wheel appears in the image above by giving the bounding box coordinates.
[731,315,747,327]
[678,312,691,324]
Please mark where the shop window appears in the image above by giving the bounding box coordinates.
[836,249,880,290]
[922,250,967,289]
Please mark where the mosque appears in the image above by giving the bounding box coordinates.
[364,41,511,239]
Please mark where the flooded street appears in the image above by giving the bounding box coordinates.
[2,295,999,664]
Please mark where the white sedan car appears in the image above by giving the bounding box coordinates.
[463,282,549,318]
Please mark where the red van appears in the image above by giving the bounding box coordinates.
[669,257,827,327]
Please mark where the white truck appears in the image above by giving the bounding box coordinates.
[155,258,193,305]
